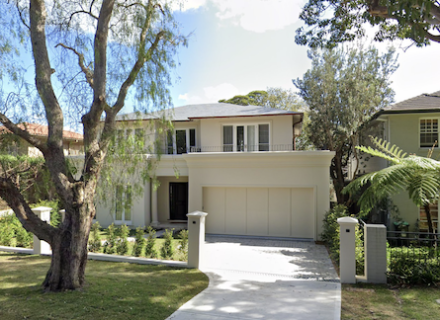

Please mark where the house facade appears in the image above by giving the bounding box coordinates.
[95,103,334,240]
[0,123,84,156]
[357,91,440,231]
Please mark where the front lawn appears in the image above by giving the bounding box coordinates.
[342,283,440,320]
[0,252,208,320]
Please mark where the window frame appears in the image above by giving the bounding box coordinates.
[222,122,271,152]
[114,184,132,225]
[419,117,439,148]
[166,128,197,154]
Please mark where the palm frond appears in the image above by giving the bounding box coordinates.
[356,145,398,164]
[369,136,407,159]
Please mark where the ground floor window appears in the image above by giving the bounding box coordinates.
[115,185,132,225]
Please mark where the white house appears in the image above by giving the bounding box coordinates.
[94,103,334,240]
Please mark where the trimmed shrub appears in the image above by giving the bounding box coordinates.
[145,226,158,258]
[88,222,102,253]
[116,224,130,255]
[388,247,440,285]
[177,229,188,261]
[103,223,117,254]
[133,226,146,257]
[160,228,174,260]
[0,214,32,248]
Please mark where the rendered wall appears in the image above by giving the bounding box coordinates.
[183,151,334,240]
[386,113,439,229]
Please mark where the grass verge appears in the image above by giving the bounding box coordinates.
[0,252,208,320]
[341,283,440,320]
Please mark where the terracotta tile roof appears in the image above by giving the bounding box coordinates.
[0,123,83,141]
[382,90,440,113]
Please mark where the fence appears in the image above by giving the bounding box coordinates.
[387,230,440,266]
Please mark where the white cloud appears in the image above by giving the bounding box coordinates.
[178,93,203,104]
[203,83,240,102]
[211,0,302,33]
[177,83,241,105]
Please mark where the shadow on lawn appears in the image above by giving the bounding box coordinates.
[0,253,208,320]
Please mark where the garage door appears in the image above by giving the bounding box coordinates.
[203,187,314,238]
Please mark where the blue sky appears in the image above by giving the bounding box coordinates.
[167,0,440,107]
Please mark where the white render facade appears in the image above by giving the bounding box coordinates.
[94,103,334,240]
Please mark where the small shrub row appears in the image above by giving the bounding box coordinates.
[0,214,33,248]
[87,223,188,261]
[388,247,440,285]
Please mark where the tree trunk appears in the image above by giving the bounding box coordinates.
[331,151,346,205]
[423,203,437,243]
[43,198,95,291]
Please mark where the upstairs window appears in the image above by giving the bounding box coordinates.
[223,123,270,152]
[166,128,196,154]
[420,118,438,148]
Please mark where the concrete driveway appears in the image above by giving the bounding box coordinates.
[167,236,341,320]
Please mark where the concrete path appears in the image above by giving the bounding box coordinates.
[167,236,341,320]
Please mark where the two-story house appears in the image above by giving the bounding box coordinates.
[95,103,334,240]
[356,91,440,231]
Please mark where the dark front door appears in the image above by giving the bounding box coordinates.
[169,182,188,220]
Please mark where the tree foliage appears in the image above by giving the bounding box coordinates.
[219,87,305,111]
[296,0,440,48]
[0,0,186,291]
[344,137,440,234]
[293,47,397,204]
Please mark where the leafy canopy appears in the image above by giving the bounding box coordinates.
[296,0,440,48]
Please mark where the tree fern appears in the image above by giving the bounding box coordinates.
[345,138,440,234]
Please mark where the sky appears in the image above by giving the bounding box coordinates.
[166,0,440,108]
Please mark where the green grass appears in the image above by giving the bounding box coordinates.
[0,252,208,320]
[342,283,440,319]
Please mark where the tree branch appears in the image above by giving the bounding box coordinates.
[424,30,440,43]
[112,28,165,113]
[0,113,48,152]
[30,0,64,150]
[0,177,56,243]
[55,43,94,88]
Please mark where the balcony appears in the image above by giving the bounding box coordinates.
[161,144,296,154]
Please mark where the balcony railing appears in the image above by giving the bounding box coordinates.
[161,144,296,155]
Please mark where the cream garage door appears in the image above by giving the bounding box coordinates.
[203,187,314,238]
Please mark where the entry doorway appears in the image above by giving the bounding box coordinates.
[169,182,188,221]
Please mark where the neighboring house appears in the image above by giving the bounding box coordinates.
[95,103,334,240]
[356,91,440,231]
[0,123,84,156]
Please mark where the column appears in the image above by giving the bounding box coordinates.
[32,206,52,255]
[150,184,159,227]
[337,216,358,284]
[187,211,208,269]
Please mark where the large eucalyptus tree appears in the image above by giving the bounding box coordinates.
[0,0,186,291]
